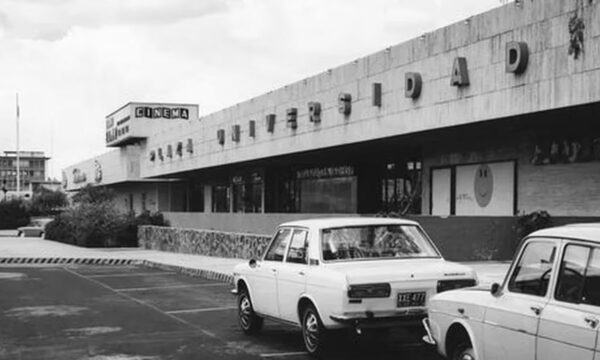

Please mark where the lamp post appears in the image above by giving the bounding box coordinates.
[16,93,21,196]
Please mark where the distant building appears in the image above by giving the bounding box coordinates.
[0,151,51,198]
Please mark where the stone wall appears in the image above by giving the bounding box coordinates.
[138,225,271,259]
[141,216,600,261]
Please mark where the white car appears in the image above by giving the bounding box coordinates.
[231,217,477,356]
[423,223,600,360]
[17,217,54,238]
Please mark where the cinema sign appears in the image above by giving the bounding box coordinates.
[135,106,190,120]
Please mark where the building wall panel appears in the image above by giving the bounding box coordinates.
[138,1,600,180]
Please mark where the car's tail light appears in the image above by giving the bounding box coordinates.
[347,283,391,299]
[437,279,476,293]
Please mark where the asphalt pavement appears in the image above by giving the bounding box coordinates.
[0,265,442,360]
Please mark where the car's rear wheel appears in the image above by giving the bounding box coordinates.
[238,288,263,335]
[301,304,329,357]
[452,343,475,360]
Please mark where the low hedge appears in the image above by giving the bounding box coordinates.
[0,199,30,229]
[45,205,169,247]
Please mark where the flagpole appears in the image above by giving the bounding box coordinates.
[16,93,20,195]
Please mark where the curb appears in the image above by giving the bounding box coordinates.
[0,257,234,284]
[0,258,142,265]
[141,260,234,284]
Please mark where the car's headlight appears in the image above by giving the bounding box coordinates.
[347,283,391,299]
[436,279,476,293]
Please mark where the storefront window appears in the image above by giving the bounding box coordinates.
[296,166,357,214]
[232,172,263,213]
[212,185,230,213]
[188,182,204,212]
[278,177,300,213]
[300,177,357,213]
[380,161,421,214]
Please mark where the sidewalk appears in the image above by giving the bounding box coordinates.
[0,236,510,285]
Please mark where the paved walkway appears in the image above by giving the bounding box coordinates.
[0,235,510,285]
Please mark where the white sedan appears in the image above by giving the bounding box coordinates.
[231,217,477,356]
[423,223,600,360]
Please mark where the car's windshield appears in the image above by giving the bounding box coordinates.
[30,219,52,227]
[321,224,440,261]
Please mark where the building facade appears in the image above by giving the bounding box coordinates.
[64,0,600,240]
[1,151,51,198]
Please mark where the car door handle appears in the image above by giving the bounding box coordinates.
[270,268,277,273]
[584,316,599,329]
[298,271,305,276]
[530,306,542,316]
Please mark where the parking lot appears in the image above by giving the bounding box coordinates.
[0,265,441,360]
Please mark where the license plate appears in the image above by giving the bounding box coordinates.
[397,292,426,307]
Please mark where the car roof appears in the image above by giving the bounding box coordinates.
[529,223,600,242]
[279,217,419,230]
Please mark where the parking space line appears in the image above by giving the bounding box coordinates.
[61,267,218,339]
[85,271,177,278]
[166,306,236,315]
[115,283,229,292]
[260,351,308,358]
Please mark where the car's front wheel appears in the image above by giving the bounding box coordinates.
[452,343,475,360]
[301,304,329,357]
[238,288,263,335]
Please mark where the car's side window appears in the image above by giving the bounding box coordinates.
[555,244,600,306]
[264,229,292,262]
[582,249,600,306]
[286,229,308,264]
[555,244,589,304]
[508,241,556,297]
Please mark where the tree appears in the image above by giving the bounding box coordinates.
[29,187,68,215]
[71,184,114,205]
[0,199,29,229]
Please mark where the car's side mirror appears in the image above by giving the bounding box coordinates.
[491,283,502,297]
[249,259,258,268]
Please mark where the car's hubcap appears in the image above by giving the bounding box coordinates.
[304,312,319,350]
[239,295,251,328]
[460,352,474,360]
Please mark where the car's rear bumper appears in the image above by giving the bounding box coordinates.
[17,228,44,237]
[330,309,426,329]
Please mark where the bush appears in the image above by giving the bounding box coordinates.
[45,201,122,247]
[516,210,553,239]
[114,211,171,247]
[45,203,170,248]
[45,183,170,247]
[29,188,68,216]
[0,199,30,229]
[135,211,170,227]
[71,185,115,205]
[44,213,76,244]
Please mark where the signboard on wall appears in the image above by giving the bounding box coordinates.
[134,106,189,120]
[106,103,197,147]
[455,161,515,216]
[296,166,354,180]
[430,161,515,216]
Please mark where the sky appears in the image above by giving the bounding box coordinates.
[0,0,503,179]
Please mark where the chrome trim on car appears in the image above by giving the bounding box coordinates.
[330,309,426,328]
[422,318,436,345]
